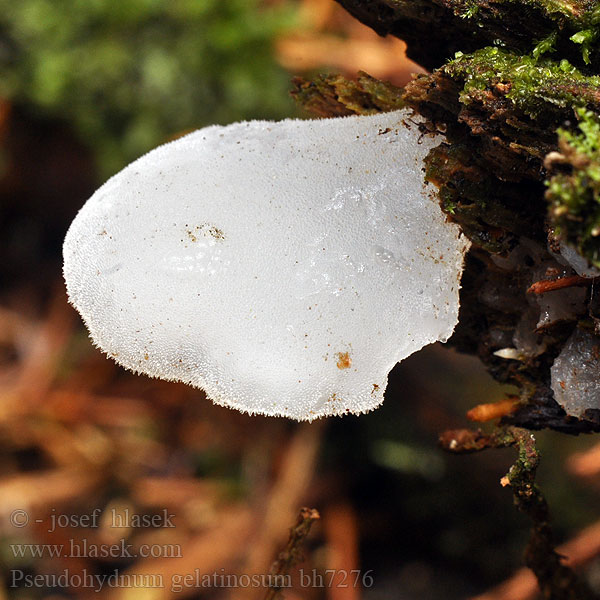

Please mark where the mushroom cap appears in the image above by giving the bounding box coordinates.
[63,110,469,420]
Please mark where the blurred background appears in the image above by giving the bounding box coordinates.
[0,1,599,599]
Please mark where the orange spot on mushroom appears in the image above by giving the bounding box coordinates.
[336,352,352,370]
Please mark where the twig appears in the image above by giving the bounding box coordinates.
[263,507,320,600]
[527,275,592,295]
[438,427,516,453]
[440,426,594,600]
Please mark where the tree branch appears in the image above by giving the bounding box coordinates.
[440,426,594,599]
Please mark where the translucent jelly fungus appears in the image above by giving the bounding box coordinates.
[551,328,600,418]
[63,110,470,420]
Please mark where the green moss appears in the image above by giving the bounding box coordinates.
[446,47,600,118]
[515,0,599,23]
[457,1,480,18]
[532,31,558,59]
[405,47,600,256]
[448,0,596,23]
[450,0,600,63]
[570,27,597,63]
[547,107,600,266]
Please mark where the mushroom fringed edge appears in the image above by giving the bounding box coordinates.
[63,111,470,421]
[293,0,600,433]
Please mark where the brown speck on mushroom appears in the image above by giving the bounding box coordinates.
[208,226,225,240]
[336,351,352,370]
[185,223,225,243]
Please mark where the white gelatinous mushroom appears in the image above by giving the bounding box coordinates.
[63,109,469,420]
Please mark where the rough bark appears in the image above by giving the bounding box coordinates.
[335,0,600,71]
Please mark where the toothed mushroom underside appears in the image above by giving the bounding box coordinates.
[63,110,469,420]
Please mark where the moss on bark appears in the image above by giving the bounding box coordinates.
[547,108,600,265]
[335,0,600,69]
